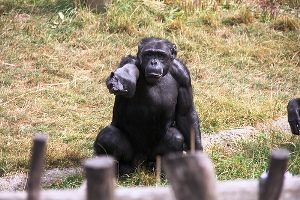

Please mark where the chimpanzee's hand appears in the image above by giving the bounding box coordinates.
[287,98,300,135]
[106,72,128,96]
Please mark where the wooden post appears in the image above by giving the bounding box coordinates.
[163,151,218,200]
[156,155,161,186]
[85,0,112,13]
[259,149,290,200]
[190,128,195,154]
[84,156,115,200]
[27,134,48,200]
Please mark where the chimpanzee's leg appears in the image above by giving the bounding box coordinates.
[153,127,184,158]
[94,125,135,175]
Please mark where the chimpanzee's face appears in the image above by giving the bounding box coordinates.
[137,38,177,84]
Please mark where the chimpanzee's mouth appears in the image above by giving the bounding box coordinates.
[145,73,162,78]
[145,73,162,84]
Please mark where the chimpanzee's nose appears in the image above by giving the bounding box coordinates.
[151,59,157,65]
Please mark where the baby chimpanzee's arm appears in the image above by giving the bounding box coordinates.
[106,56,139,98]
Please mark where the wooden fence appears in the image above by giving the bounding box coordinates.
[1,134,300,200]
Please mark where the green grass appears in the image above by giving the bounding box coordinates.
[43,172,85,189]
[208,130,300,180]
[0,0,299,189]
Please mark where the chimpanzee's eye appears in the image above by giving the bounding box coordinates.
[157,53,165,59]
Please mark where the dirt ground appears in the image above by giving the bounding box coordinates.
[0,116,292,191]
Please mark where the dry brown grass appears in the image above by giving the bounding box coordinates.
[0,0,299,187]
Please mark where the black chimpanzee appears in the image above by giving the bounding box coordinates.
[287,98,300,135]
[94,37,203,175]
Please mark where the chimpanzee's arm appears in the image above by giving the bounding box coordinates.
[106,56,140,98]
[287,98,300,135]
[172,60,203,150]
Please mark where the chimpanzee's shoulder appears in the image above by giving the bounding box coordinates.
[170,59,191,87]
[119,55,138,67]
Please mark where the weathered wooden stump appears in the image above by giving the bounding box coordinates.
[27,134,48,200]
[84,156,115,200]
[259,149,290,200]
[85,0,112,13]
[163,151,218,200]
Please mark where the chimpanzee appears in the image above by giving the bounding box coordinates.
[287,98,300,135]
[94,37,203,175]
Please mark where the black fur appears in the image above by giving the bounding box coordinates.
[94,37,203,175]
[287,98,300,135]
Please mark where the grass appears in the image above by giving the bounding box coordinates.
[43,172,85,189]
[209,130,300,180]
[0,0,299,188]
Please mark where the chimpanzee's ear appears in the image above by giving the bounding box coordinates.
[170,44,177,59]
[137,44,144,64]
